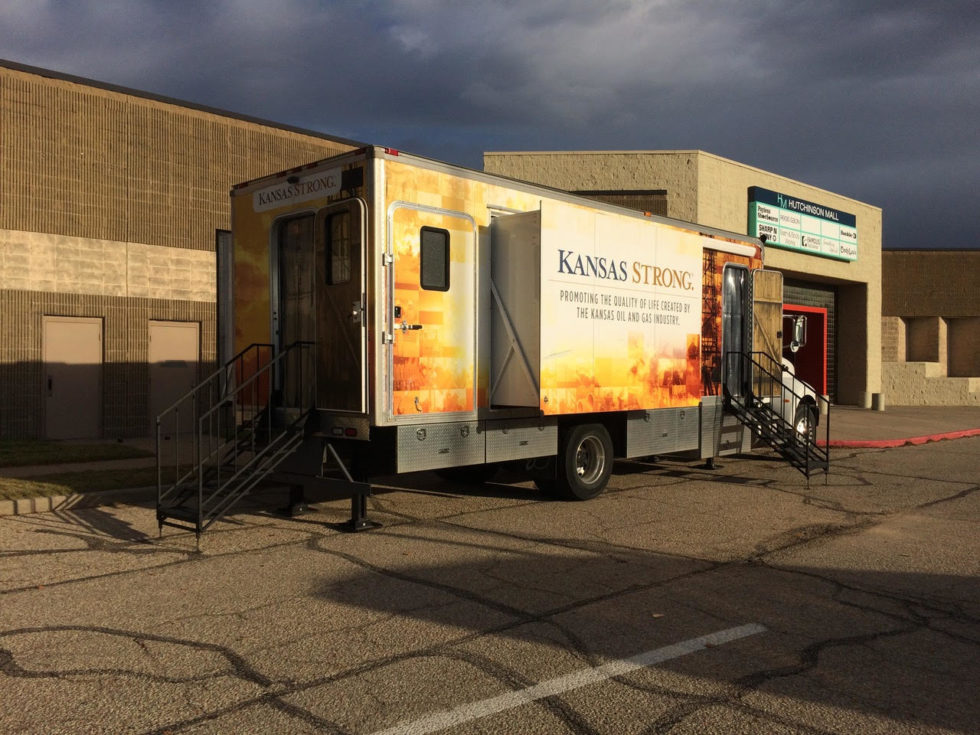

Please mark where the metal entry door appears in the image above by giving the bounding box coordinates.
[149,321,200,435]
[43,316,102,439]
[315,199,367,412]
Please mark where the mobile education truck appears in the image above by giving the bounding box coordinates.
[157,146,826,538]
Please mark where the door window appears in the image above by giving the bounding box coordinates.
[276,215,315,407]
[325,211,352,285]
[420,226,450,291]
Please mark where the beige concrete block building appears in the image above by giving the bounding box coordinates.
[0,60,359,439]
[484,151,883,407]
[4,60,969,440]
[881,250,980,405]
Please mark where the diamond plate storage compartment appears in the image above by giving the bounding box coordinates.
[485,418,557,463]
[626,407,699,457]
[396,421,484,473]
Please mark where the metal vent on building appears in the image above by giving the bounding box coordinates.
[573,190,668,217]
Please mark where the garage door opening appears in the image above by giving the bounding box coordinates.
[783,304,827,395]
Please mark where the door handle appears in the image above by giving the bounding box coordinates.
[398,321,422,331]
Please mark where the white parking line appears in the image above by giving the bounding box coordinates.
[370,623,767,735]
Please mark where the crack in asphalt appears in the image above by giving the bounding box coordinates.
[638,621,921,735]
[1,451,976,733]
[0,625,272,687]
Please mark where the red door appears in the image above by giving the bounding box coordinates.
[783,304,827,394]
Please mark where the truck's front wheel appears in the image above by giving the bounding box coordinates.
[554,424,613,500]
[794,403,818,444]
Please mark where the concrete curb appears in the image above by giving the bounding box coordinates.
[820,427,980,449]
[0,486,155,517]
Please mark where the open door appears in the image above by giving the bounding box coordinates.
[315,199,367,413]
[752,269,784,372]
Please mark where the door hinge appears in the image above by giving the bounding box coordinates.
[383,253,393,266]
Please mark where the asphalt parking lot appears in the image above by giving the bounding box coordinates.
[1,437,978,734]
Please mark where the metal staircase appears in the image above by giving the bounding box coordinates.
[725,351,830,483]
[155,342,317,542]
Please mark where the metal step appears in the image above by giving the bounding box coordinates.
[729,395,829,480]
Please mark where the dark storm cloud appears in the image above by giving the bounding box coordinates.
[2,0,977,247]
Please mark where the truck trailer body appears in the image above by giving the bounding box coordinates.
[217,145,810,503]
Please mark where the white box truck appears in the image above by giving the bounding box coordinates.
[157,146,825,538]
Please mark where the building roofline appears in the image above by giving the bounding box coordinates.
[883,247,980,252]
[485,150,706,157]
[484,149,881,212]
[0,58,367,149]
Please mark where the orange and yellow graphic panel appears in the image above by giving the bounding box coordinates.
[389,206,475,416]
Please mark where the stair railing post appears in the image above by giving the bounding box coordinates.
[197,410,204,537]
[232,364,239,470]
[156,415,162,535]
[193,391,199,475]
[174,405,181,481]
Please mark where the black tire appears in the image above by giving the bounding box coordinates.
[554,423,614,501]
[793,403,818,444]
[436,463,500,485]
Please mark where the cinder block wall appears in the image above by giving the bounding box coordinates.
[0,62,357,437]
[883,250,980,380]
[906,317,947,368]
[948,317,980,377]
[881,316,906,363]
[882,251,980,318]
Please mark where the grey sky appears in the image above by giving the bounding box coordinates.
[2,0,977,248]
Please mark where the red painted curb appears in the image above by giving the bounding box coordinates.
[820,427,980,449]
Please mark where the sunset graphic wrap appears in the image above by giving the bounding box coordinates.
[229,151,764,425]
[539,201,704,415]
[387,186,478,416]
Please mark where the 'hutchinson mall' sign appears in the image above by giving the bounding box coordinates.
[748,186,857,262]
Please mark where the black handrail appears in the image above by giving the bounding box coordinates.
[156,341,314,539]
[723,350,830,481]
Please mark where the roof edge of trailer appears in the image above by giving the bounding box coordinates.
[232,144,764,255]
[385,148,764,254]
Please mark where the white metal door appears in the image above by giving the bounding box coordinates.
[149,321,200,435]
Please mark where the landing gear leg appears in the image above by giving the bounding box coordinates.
[287,484,309,517]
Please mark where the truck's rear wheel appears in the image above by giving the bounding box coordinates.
[554,424,613,500]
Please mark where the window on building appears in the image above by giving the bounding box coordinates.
[420,227,450,291]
